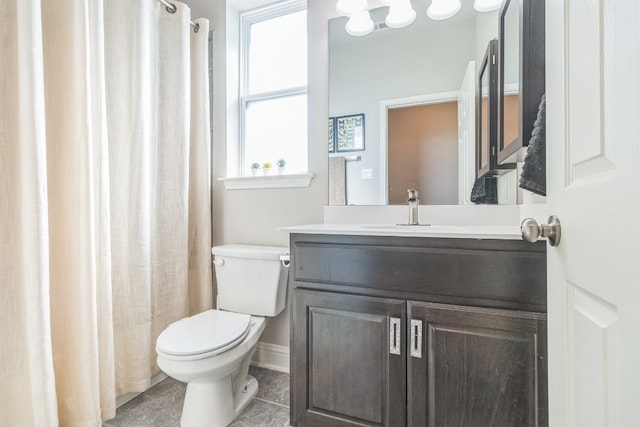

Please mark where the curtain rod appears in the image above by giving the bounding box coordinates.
[158,0,200,33]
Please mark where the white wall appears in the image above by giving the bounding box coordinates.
[184,0,329,348]
[475,10,499,75]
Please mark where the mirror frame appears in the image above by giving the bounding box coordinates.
[477,38,517,179]
[498,0,546,164]
[476,39,499,178]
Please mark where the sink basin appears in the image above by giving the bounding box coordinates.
[362,224,467,232]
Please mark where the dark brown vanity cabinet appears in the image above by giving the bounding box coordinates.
[289,233,547,427]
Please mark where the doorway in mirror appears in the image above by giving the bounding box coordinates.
[387,101,458,205]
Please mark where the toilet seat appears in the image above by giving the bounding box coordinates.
[156,309,252,361]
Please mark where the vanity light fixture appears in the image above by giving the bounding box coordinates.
[426,0,462,20]
[338,0,499,36]
[385,0,417,29]
[346,10,375,36]
[473,0,502,12]
[337,0,374,36]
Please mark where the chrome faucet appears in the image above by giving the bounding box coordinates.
[407,189,419,225]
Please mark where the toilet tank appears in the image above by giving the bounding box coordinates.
[211,244,289,317]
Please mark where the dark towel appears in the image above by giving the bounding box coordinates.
[470,176,498,204]
[519,94,546,196]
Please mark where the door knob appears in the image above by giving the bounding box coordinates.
[521,216,562,247]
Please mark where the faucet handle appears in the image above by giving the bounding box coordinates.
[407,189,419,202]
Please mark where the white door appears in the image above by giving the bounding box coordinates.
[545,1,640,426]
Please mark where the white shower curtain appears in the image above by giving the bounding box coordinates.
[0,0,212,425]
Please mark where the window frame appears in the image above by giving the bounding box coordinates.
[238,0,308,177]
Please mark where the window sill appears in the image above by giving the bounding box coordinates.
[219,173,315,190]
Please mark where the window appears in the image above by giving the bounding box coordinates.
[239,0,308,177]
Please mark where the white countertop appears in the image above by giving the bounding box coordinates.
[280,223,524,240]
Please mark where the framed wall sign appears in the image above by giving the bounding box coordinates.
[335,113,365,152]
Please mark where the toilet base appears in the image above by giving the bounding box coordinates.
[156,316,268,427]
[180,374,258,427]
[234,375,258,416]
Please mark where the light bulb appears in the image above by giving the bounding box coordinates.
[345,10,374,36]
[473,0,502,12]
[385,1,416,28]
[336,0,368,16]
[427,0,461,20]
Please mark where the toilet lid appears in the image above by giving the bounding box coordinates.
[156,309,252,358]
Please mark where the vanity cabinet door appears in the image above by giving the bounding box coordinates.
[407,302,547,427]
[291,290,406,427]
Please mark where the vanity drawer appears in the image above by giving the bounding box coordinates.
[290,233,546,312]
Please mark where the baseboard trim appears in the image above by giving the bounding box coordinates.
[251,342,290,373]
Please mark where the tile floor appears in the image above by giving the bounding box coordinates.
[103,366,290,427]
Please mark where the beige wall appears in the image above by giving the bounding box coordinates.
[184,0,330,347]
[387,102,458,205]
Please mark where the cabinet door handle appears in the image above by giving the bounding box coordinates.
[410,319,423,358]
[389,317,401,355]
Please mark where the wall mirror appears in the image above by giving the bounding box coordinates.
[328,2,520,206]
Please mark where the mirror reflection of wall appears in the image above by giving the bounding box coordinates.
[329,2,521,206]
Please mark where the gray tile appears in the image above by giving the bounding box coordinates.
[104,367,289,427]
[250,366,290,407]
[106,384,183,426]
[144,377,187,403]
[229,399,289,427]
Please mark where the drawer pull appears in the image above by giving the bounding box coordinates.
[410,319,422,358]
[390,317,401,355]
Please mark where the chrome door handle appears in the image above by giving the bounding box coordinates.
[390,317,401,355]
[521,215,562,247]
[410,319,422,358]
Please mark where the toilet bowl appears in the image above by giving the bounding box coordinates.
[155,245,289,427]
[156,312,266,426]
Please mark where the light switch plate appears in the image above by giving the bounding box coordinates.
[361,168,373,180]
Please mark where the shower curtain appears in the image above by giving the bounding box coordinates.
[0,0,212,425]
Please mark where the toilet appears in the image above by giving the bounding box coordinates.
[156,244,289,427]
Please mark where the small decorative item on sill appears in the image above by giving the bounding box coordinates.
[262,162,273,175]
[276,158,286,175]
[250,162,261,176]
